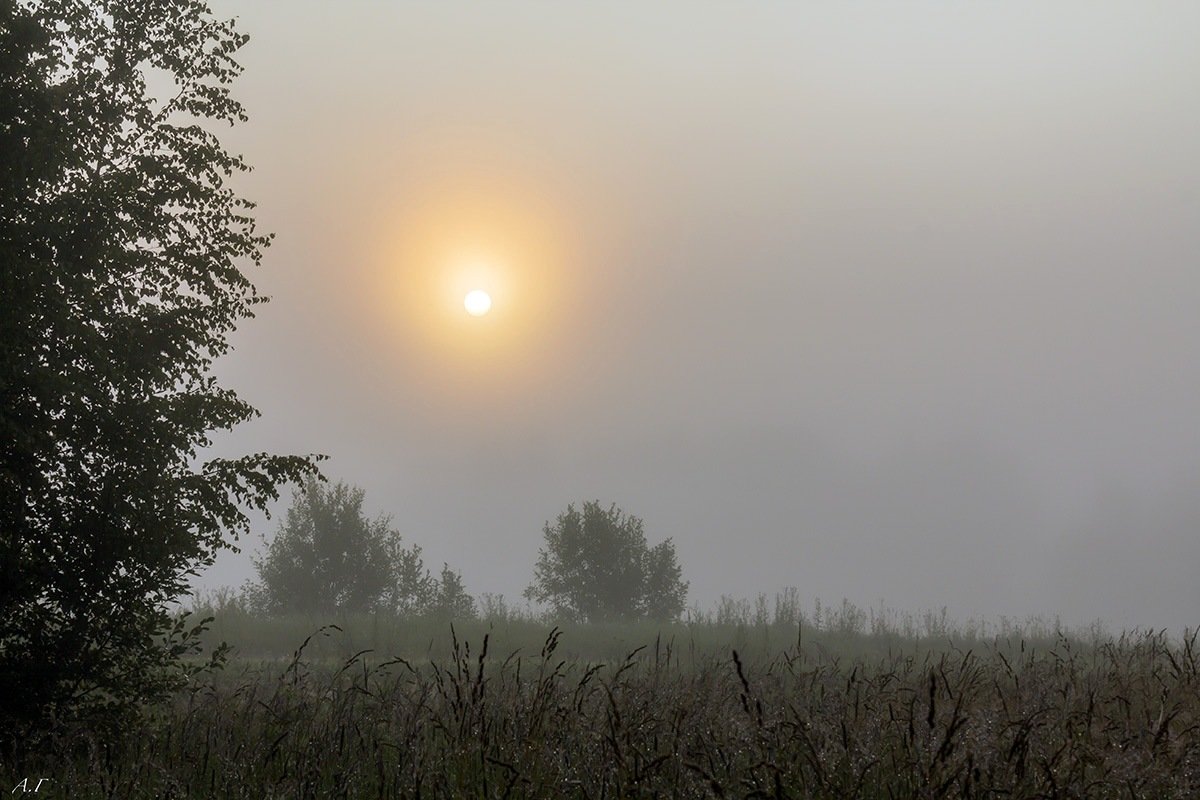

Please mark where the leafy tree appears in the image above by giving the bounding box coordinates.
[641,537,689,621]
[429,563,476,619]
[248,479,433,615]
[525,501,688,622]
[0,0,319,739]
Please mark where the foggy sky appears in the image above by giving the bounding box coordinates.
[199,1,1200,631]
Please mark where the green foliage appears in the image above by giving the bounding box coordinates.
[247,478,435,615]
[525,501,688,622]
[0,0,320,739]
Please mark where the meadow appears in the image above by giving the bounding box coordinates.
[14,598,1200,798]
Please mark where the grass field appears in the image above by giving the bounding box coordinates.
[188,591,1090,664]
[13,603,1200,798]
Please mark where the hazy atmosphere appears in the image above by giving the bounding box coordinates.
[200,1,1199,632]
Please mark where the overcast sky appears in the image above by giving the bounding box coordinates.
[198,1,1200,632]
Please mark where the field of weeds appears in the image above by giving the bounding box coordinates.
[16,625,1200,798]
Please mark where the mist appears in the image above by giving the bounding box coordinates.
[201,1,1200,632]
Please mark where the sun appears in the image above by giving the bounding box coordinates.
[464,289,492,316]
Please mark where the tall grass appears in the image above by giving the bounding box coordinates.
[188,590,1091,665]
[17,623,1200,797]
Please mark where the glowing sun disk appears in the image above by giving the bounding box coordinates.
[464,289,492,316]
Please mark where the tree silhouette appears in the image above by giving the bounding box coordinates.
[0,0,319,740]
[429,563,476,619]
[525,502,688,622]
[248,479,433,615]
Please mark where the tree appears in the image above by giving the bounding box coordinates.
[525,502,688,622]
[248,479,434,616]
[429,563,476,619]
[0,0,319,739]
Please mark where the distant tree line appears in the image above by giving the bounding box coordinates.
[245,483,688,624]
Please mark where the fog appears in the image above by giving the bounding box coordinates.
[199,1,1200,631]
